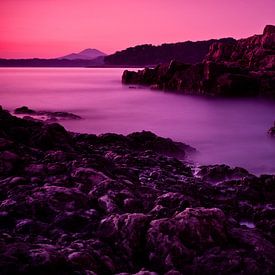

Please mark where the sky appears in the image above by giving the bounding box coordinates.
[0,0,275,58]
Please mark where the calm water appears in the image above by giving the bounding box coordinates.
[1,68,275,175]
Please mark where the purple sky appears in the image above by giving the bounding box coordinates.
[1,0,275,58]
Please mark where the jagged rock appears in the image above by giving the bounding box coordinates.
[146,208,228,272]
[198,164,252,183]
[29,186,89,212]
[24,163,46,176]
[0,151,21,175]
[123,25,275,97]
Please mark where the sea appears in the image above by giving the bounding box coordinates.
[1,67,275,175]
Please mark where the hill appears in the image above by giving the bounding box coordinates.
[58,48,107,60]
[105,38,236,66]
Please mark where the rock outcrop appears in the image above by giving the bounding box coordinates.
[0,106,274,274]
[122,25,275,97]
[14,106,81,122]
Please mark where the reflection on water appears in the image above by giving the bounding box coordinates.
[1,68,275,175]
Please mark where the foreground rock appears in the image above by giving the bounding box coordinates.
[0,106,274,274]
[123,25,275,97]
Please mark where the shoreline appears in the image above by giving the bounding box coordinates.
[0,107,274,274]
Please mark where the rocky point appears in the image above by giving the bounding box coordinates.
[122,25,275,97]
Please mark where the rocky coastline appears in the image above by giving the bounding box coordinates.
[0,106,275,274]
[122,25,275,97]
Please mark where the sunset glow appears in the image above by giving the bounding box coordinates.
[1,0,275,58]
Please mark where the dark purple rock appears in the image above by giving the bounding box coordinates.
[0,107,274,274]
[14,106,36,114]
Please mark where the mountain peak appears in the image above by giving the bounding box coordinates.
[58,48,107,60]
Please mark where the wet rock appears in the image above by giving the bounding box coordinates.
[127,131,195,157]
[14,106,36,114]
[146,207,228,271]
[54,212,91,232]
[123,25,275,97]
[198,164,253,183]
[31,123,72,150]
[24,163,46,176]
[15,218,48,234]
[98,194,119,214]
[0,151,21,175]
[193,247,260,274]
[47,163,67,175]
[14,106,81,121]
[229,227,275,272]
[0,138,13,150]
[30,186,89,212]
[99,213,151,269]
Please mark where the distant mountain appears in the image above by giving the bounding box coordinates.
[58,48,107,60]
[0,49,107,67]
[104,38,236,66]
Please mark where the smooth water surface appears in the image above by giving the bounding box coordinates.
[1,68,275,175]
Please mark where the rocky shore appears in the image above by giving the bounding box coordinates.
[122,25,275,97]
[0,106,275,274]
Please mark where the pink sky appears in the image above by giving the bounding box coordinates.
[1,0,275,58]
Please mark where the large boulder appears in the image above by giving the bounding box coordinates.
[99,213,151,270]
[146,207,228,272]
[30,123,72,150]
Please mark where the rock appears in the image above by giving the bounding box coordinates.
[9,176,27,185]
[24,163,46,176]
[98,194,118,214]
[146,208,228,271]
[0,107,275,274]
[198,164,253,183]
[268,121,275,136]
[14,106,82,121]
[47,163,67,175]
[29,186,89,212]
[0,151,21,175]
[122,25,275,97]
[14,106,36,114]
[50,111,81,120]
[71,167,110,184]
[68,251,94,266]
[228,227,275,272]
[0,138,13,150]
[193,247,260,274]
[262,25,275,50]
[54,212,90,232]
[15,218,47,234]
[99,213,151,269]
[122,70,140,84]
[31,123,72,150]
[127,131,195,158]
